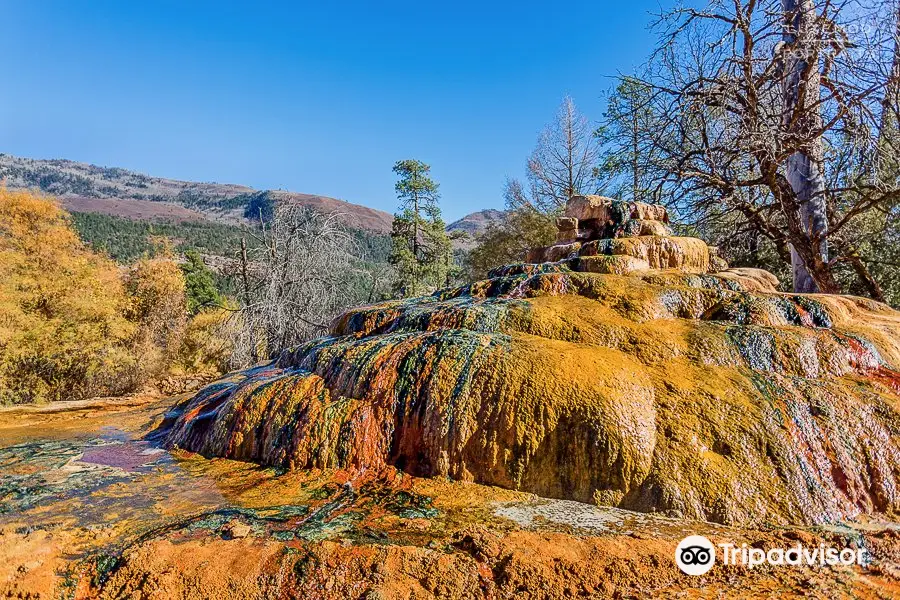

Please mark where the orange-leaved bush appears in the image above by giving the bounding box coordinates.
[0,189,235,404]
[124,245,231,382]
[0,188,138,403]
[124,250,188,376]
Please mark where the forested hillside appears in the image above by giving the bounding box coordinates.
[0,153,394,233]
[70,212,247,262]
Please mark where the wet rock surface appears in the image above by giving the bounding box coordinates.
[157,189,900,528]
[13,192,892,596]
[4,397,900,599]
[161,253,900,527]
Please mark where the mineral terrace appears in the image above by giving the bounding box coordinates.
[163,195,900,526]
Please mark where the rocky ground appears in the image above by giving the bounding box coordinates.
[3,395,900,599]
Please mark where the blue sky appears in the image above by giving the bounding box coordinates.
[1,1,661,220]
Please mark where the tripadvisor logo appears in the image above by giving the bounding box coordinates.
[674,534,868,575]
[675,535,716,575]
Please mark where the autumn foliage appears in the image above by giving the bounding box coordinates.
[0,189,227,404]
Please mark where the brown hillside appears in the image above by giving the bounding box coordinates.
[0,153,394,233]
[60,196,208,222]
[269,191,393,233]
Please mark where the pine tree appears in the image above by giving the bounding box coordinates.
[595,78,667,204]
[389,160,451,297]
[180,250,224,314]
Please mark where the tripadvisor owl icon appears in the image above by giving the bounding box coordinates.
[675,535,716,575]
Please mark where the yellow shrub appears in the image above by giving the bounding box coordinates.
[173,309,233,376]
[0,189,138,403]
[124,253,188,378]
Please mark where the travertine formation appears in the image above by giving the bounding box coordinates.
[527,195,727,274]
[160,194,900,527]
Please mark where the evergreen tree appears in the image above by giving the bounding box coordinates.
[180,250,224,314]
[595,77,668,205]
[389,160,451,297]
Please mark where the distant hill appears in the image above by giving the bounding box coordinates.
[447,209,506,236]
[0,153,508,257]
[0,153,394,234]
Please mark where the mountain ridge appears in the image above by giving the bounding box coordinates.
[446,208,506,234]
[0,153,503,240]
[0,153,396,234]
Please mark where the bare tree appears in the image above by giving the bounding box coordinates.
[629,0,900,296]
[781,0,828,292]
[523,96,601,213]
[228,202,361,367]
[464,98,601,275]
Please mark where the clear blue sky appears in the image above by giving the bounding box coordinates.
[1,1,661,220]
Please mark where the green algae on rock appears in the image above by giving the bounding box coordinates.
[160,198,900,527]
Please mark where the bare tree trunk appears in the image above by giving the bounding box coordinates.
[782,0,828,293]
[833,239,886,302]
[239,236,258,363]
[786,152,828,293]
[878,2,900,175]
[888,3,900,123]
[412,189,419,293]
[565,98,575,199]
[631,104,640,202]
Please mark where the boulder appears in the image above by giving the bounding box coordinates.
[630,219,672,237]
[564,196,670,225]
[555,230,579,243]
[611,236,710,272]
[524,246,546,263]
[562,196,671,241]
[580,236,711,273]
[564,195,613,222]
[709,255,729,272]
[526,242,581,264]
[555,217,579,244]
[631,202,669,223]
[555,216,578,231]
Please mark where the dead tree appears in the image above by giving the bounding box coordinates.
[781,0,828,292]
[632,0,900,296]
[229,202,359,367]
[525,96,601,213]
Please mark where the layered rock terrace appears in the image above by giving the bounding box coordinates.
[161,194,900,526]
